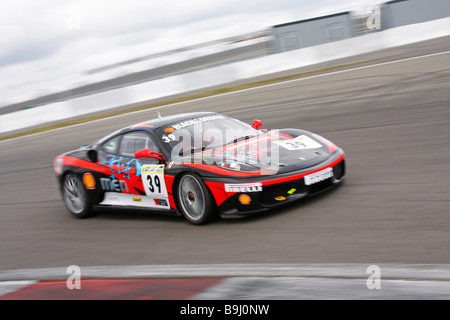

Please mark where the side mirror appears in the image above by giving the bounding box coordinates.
[135,149,163,160]
[87,149,98,163]
[252,119,262,130]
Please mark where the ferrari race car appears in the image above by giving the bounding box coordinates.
[54,112,346,225]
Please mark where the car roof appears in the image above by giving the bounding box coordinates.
[96,112,222,144]
[127,111,220,130]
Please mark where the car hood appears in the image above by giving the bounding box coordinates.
[177,130,336,175]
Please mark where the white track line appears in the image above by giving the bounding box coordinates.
[1,264,450,281]
[1,50,449,144]
[193,277,450,300]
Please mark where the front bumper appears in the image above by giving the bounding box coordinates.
[206,152,346,217]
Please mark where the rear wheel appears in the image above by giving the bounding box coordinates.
[62,173,93,219]
[177,173,217,225]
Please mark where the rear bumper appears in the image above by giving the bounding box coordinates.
[206,151,346,217]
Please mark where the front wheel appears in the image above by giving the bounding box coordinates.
[62,173,93,219]
[176,173,217,225]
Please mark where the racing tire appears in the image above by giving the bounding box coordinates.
[176,173,217,225]
[62,172,94,219]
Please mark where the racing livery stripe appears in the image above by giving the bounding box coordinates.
[62,156,111,175]
[205,181,235,206]
[59,152,343,210]
[219,132,293,152]
[222,135,273,151]
[164,175,177,209]
[261,153,345,186]
[188,153,344,182]
[277,133,294,139]
[205,154,345,206]
[164,175,175,194]
[178,163,275,176]
[168,194,176,209]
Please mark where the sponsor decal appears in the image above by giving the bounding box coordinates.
[106,195,120,203]
[287,188,296,195]
[142,165,164,175]
[154,199,168,206]
[304,167,333,185]
[168,161,174,169]
[99,193,170,209]
[164,127,175,133]
[239,194,252,205]
[274,196,287,201]
[171,115,225,130]
[101,155,143,179]
[100,178,129,193]
[225,182,262,193]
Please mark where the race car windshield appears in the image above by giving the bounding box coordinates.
[156,115,260,155]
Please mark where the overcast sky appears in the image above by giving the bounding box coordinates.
[0,0,381,106]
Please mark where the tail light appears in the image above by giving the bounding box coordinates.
[53,156,63,175]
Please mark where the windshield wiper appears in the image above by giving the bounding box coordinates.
[179,146,207,156]
[225,135,256,145]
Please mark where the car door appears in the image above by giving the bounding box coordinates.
[98,131,170,210]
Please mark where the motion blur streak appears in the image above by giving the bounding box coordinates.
[0,44,449,270]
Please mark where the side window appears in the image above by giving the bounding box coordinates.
[101,135,121,154]
[119,132,159,157]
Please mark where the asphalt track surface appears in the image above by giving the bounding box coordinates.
[0,44,449,278]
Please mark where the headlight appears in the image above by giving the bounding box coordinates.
[217,162,259,172]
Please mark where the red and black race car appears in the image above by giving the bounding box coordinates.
[54,112,346,225]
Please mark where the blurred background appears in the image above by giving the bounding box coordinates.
[1,0,382,108]
[1,0,449,300]
[1,0,447,131]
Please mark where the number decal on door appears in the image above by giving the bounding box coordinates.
[141,164,168,198]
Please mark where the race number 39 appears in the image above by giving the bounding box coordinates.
[141,165,168,198]
[275,135,322,150]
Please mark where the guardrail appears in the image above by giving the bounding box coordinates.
[0,17,448,135]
